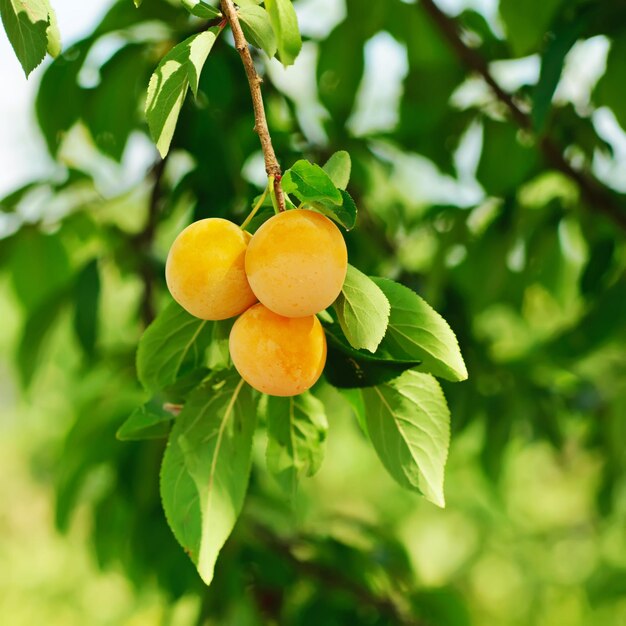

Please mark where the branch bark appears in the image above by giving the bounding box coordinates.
[419,0,626,233]
[220,0,285,211]
[252,524,429,626]
[136,156,168,326]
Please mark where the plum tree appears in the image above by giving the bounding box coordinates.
[166,218,257,320]
[245,209,348,317]
[229,303,327,396]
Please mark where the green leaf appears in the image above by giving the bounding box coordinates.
[36,39,89,156]
[133,0,142,7]
[532,13,586,132]
[45,5,60,57]
[10,229,71,310]
[136,300,215,393]
[372,279,468,382]
[476,118,536,196]
[323,323,420,388]
[317,21,365,129]
[73,260,100,358]
[84,43,147,161]
[146,27,220,157]
[17,291,67,388]
[312,189,357,230]
[163,368,211,403]
[265,392,328,496]
[322,151,351,190]
[182,0,221,19]
[334,265,390,353]
[282,159,356,228]
[117,400,173,441]
[499,0,564,56]
[239,4,277,58]
[264,0,301,66]
[282,160,342,205]
[206,319,234,370]
[325,341,419,388]
[0,181,42,213]
[0,0,60,76]
[361,370,450,507]
[595,36,626,132]
[160,372,255,585]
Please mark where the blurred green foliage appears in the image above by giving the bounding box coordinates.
[1,0,626,624]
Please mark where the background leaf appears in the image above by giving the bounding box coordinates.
[73,260,100,358]
[594,35,626,132]
[499,0,564,56]
[9,229,71,310]
[17,290,67,388]
[476,118,537,195]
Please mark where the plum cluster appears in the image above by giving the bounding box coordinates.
[166,210,347,396]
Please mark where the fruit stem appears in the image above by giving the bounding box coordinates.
[268,175,280,215]
[220,0,286,212]
[240,182,269,231]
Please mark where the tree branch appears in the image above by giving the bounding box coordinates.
[253,524,429,626]
[419,0,626,233]
[220,0,285,211]
[136,157,167,326]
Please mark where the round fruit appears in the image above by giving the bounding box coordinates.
[229,303,327,396]
[245,209,347,317]
[166,218,257,320]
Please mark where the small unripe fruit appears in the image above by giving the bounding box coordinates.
[245,209,348,317]
[166,218,257,320]
[229,303,327,396]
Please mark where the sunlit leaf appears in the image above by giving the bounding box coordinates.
[334,265,390,353]
[182,0,221,19]
[146,27,221,157]
[0,0,60,76]
[322,151,351,190]
[265,0,301,66]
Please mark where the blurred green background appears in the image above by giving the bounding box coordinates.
[1,0,626,624]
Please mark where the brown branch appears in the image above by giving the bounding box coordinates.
[220,0,285,211]
[253,524,429,626]
[419,0,626,233]
[136,157,167,326]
